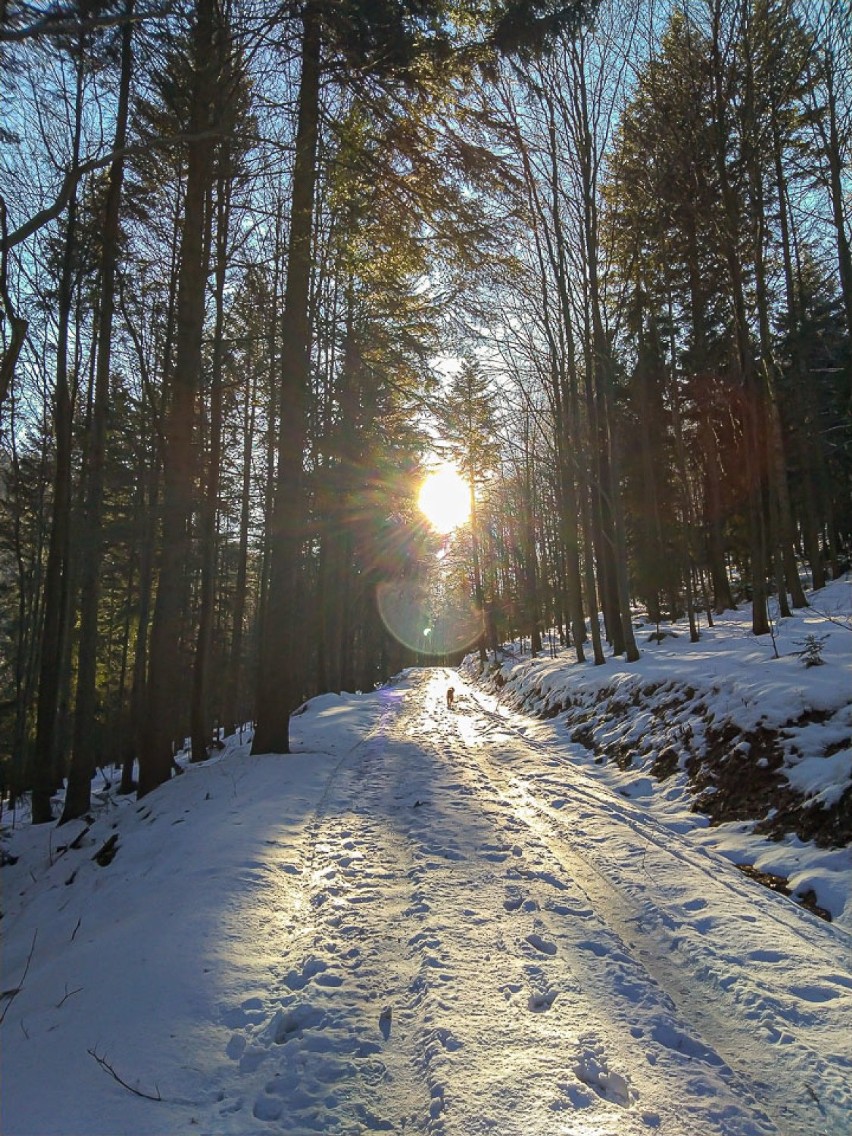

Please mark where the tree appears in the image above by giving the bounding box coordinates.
[137,0,226,795]
[61,0,135,823]
[442,359,500,661]
[253,0,595,755]
[30,29,88,823]
[250,1,321,756]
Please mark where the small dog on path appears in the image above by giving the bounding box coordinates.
[446,686,455,709]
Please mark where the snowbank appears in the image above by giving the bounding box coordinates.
[462,577,852,926]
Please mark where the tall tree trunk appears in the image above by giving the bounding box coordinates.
[519,423,541,656]
[252,2,321,755]
[224,360,257,735]
[634,289,667,626]
[683,214,734,613]
[123,456,157,793]
[191,174,231,762]
[253,222,284,694]
[662,295,700,642]
[138,0,217,796]
[542,105,585,661]
[31,55,85,824]
[8,404,43,798]
[773,116,825,590]
[709,0,769,635]
[822,53,852,351]
[573,42,636,659]
[747,125,807,615]
[62,2,134,823]
[331,290,361,691]
[469,476,488,664]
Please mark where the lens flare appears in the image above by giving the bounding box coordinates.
[376,580,483,656]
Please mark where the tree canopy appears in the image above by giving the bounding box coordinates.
[0,0,849,817]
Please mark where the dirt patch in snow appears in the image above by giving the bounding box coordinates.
[736,864,832,922]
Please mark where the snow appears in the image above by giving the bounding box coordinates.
[469,578,852,925]
[1,581,851,1135]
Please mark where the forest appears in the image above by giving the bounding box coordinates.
[0,0,849,825]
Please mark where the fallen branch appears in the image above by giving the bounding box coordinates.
[0,929,37,1024]
[52,824,92,863]
[56,984,83,1008]
[87,1048,162,1101]
[69,825,92,850]
[807,604,852,633]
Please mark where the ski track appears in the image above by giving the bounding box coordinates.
[206,669,852,1135]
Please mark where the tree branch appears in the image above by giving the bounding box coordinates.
[0,929,37,1025]
[0,195,29,406]
[87,1048,163,1101]
[0,2,171,44]
[0,130,230,253]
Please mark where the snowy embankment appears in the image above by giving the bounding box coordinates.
[462,575,852,928]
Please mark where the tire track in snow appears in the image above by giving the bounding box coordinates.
[382,670,782,1135]
[464,682,851,964]
[447,669,852,1136]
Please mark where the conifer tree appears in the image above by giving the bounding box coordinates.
[442,359,500,662]
[137,0,228,795]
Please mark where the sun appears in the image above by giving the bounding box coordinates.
[417,463,471,534]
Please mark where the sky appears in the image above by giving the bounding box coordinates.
[1,576,850,1136]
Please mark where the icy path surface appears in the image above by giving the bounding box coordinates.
[216,669,851,1135]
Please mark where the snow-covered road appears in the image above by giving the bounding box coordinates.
[220,668,852,1135]
[2,666,851,1135]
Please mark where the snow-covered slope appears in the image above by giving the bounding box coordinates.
[464,576,852,927]
[1,642,851,1135]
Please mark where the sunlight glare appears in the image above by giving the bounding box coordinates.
[418,464,470,534]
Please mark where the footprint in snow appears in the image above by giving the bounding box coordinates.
[573,1035,636,1107]
[252,1096,282,1122]
[789,982,844,1003]
[526,933,557,956]
[528,987,557,1012]
[283,955,328,990]
[220,996,266,1028]
[217,1090,244,1116]
[549,900,593,919]
[314,971,344,987]
[271,1002,327,1043]
[746,948,786,964]
[424,1026,462,1058]
[574,939,609,958]
[649,1021,724,1066]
